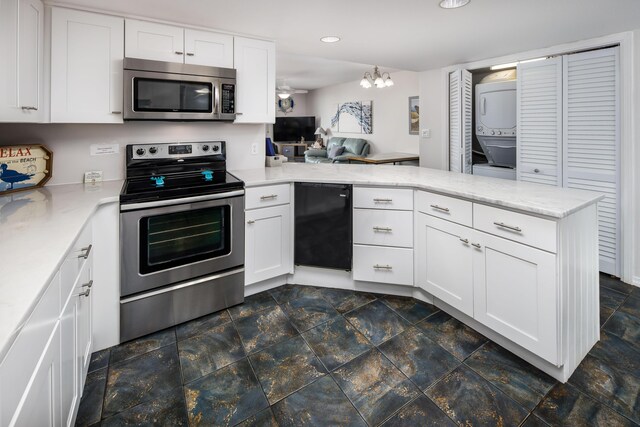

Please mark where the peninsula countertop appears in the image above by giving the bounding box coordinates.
[231,163,604,219]
[0,180,123,361]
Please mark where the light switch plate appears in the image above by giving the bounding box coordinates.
[421,129,431,138]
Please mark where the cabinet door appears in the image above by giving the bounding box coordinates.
[473,230,558,364]
[233,37,275,123]
[245,204,291,285]
[0,0,44,122]
[60,292,78,427]
[10,324,61,427]
[125,19,185,63]
[416,213,474,316]
[184,29,233,68]
[50,8,124,123]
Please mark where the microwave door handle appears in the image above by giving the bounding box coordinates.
[214,83,220,117]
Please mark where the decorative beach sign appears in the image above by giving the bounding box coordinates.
[0,145,52,195]
[331,100,373,134]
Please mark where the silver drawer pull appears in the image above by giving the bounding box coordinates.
[78,244,92,259]
[260,194,278,200]
[373,226,392,232]
[373,264,393,270]
[21,106,38,111]
[471,243,481,249]
[235,112,243,115]
[78,288,91,298]
[186,52,195,56]
[111,111,122,114]
[82,280,93,288]
[247,220,255,224]
[373,198,392,203]
[459,238,469,244]
[493,222,522,233]
[430,204,450,212]
[175,51,184,55]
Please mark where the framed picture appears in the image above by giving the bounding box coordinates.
[331,100,373,134]
[409,96,419,135]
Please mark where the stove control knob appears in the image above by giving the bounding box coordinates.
[136,148,146,156]
[149,147,158,155]
[497,131,502,136]
[201,144,210,152]
[212,145,220,152]
[490,130,495,135]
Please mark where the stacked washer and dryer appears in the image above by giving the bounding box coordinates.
[473,70,517,180]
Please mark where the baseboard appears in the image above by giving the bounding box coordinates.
[633,276,640,287]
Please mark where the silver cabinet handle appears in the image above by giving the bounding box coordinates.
[186,52,195,56]
[534,168,540,173]
[471,243,481,249]
[373,198,392,203]
[78,244,92,259]
[78,288,91,298]
[21,106,38,111]
[373,226,392,232]
[82,280,93,288]
[459,238,469,244]
[247,220,255,224]
[260,194,278,200]
[235,112,243,115]
[494,222,522,233]
[175,51,184,55]
[430,204,450,212]
[373,264,393,270]
[111,111,122,114]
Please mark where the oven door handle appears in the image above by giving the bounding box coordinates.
[120,189,245,211]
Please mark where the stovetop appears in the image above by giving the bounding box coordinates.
[119,141,244,205]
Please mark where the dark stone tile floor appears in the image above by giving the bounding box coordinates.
[77,275,640,426]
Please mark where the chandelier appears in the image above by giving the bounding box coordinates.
[359,66,394,89]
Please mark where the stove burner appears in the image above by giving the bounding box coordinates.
[150,176,165,187]
[201,170,214,182]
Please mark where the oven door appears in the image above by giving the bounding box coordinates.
[124,69,221,121]
[120,191,244,297]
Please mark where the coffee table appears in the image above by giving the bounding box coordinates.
[347,152,419,165]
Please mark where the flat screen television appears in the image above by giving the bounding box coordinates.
[274,116,316,143]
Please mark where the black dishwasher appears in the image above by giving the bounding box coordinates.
[294,182,352,270]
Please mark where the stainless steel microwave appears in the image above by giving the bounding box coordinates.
[123,58,236,121]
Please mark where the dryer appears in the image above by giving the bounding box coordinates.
[475,79,516,167]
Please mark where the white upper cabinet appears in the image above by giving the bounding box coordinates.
[125,20,234,68]
[234,37,275,124]
[50,8,124,123]
[0,0,44,122]
[125,19,185,63]
[185,29,233,68]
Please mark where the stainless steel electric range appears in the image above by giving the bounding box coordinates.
[119,141,244,342]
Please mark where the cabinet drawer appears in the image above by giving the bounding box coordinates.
[0,272,61,427]
[473,204,557,253]
[353,209,413,248]
[353,245,413,286]
[353,187,413,211]
[60,223,93,303]
[416,191,472,227]
[245,184,290,210]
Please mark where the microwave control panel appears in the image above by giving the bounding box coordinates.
[221,84,235,114]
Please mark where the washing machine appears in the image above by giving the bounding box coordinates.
[472,163,516,180]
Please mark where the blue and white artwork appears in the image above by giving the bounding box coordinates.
[331,101,372,134]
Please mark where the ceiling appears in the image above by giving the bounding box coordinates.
[61,0,640,89]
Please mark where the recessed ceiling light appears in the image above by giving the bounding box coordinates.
[439,0,470,9]
[320,36,341,43]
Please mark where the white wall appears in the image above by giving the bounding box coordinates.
[418,68,445,169]
[633,29,640,285]
[306,71,420,155]
[0,122,266,185]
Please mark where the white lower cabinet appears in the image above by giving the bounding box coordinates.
[416,213,474,316]
[353,245,413,286]
[472,230,558,364]
[245,202,292,285]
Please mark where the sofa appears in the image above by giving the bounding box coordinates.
[304,137,370,163]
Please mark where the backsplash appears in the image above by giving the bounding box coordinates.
[0,122,266,185]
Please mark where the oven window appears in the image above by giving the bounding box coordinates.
[139,205,230,274]
[133,78,213,113]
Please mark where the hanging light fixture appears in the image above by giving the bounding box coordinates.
[439,0,470,9]
[360,66,393,89]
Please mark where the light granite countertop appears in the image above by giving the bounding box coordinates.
[0,180,123,361]
[231,163,604,218]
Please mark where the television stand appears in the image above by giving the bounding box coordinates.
[273,142,308,162]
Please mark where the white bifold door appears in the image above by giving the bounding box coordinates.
[449,69,472,173]
[517,47,620,276]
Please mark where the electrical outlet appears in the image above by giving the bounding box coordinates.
[251,143,258,155]
[421,129,431,138]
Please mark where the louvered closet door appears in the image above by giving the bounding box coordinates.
[517,57,563,185]
[449,70,472,173]
[563,47,620,276]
